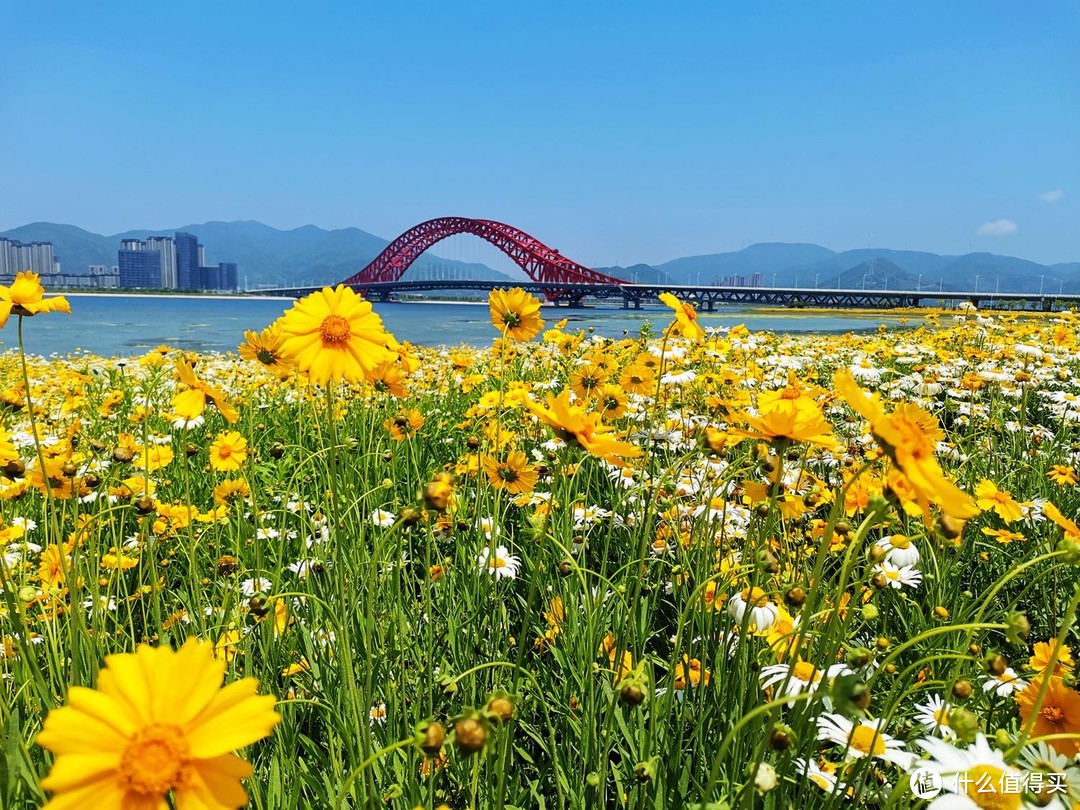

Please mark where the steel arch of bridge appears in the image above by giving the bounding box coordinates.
[339,217,624,294]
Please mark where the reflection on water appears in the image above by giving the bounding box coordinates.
[4,294,917,358]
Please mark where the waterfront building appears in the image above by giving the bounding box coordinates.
[88,265,120,288]
[0,238,58,278]
[175,232,199,289]
[218,262,238,291]
[118,248,162,288]
[144,236,177,288]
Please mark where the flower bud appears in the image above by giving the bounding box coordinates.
[752,762,778,795]
[634,759,656,783]
[453,716,488,755]
[1006,612,1031,644]
[768,725,794,751]
[987,654,1007,677]
[485,694,515,723]
[847,647,874,669]
[417,721,445,756]
[951,679,973,700]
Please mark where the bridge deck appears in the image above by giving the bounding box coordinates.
[252,280,1078,312]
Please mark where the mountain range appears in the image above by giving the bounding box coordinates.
[600,242,1080,294]
[0,221,514,288]
[2,221,1078,294]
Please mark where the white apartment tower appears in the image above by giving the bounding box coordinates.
[0,238,57,277]
[144,236,178,288]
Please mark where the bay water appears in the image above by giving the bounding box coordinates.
[5,294,912,357]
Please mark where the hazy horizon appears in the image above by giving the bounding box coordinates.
[2,2,1077,266]
[3,217,1075,270]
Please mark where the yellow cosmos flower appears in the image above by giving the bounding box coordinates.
[1016,675,1080,757]
[0,271,71,328]
[975,479,1024,523]
[659,292,706,341]
[368,360,409,398]
[569,363,606,402]
[277,285,396,385]
[833,371,978,522]
[35,638,280,809]
[209,431,249,473]
[172,359,240,424]
[135,444,174,472]
[1044,501,1080,541]
[238,326,291,377]
[481,450,538,495]
[673,656,712,690]
[489,288,544,342]
[385,409,424,441]
[731,400,839,449]
[1030,641,1074,676]
[1047,465,1079,487]
[524,390,641,467]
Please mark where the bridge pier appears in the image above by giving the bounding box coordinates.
[705,299,715,312]
[622,294,641,310]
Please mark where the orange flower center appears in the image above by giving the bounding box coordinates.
[962,764,1021,810]
[119,723,191,796]
[847,725,886,757]
[1041,705,1066,724]
[319,314,351,345]
[217,446,233,458]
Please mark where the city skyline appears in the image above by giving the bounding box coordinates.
[2,2,1077,268]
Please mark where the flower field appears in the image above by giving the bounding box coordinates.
[3,273,1080,808]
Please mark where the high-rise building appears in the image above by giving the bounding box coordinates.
[144,236,177,288]
[195,265,221,290]
[197,244,205,267]
[175,232,198,289]
[218,262,238,291]
[0,238,58,279]
[118,248,162,288]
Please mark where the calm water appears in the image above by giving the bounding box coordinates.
[6,294,913,357]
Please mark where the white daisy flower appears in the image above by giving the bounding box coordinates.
[727,587,779,633]
[793,757,842,795]
[370,509,396,528]
[914,694,956,739]
[874,561,923,589]
[477,545,521,580]
[914,734,1028,809]
[875,534,920,568]
[240,577,272,596]
[758,660,824,700]
[816,713,915,769]
[981,668,1027,697]
[369,701,388,726]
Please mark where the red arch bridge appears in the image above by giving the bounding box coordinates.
[255,217,1075,311]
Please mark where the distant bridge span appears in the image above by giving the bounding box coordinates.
[254,217,1079,312]
[339,217,623,296]
[256,279,1080,312]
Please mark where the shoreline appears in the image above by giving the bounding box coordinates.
[62,291,287,301]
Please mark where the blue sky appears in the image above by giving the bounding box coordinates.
[2,1,1077,266]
